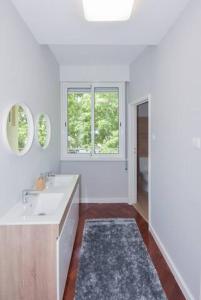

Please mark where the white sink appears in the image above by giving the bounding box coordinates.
[22,193,64,217]
[0,174,79,225]
[50,175,75,188]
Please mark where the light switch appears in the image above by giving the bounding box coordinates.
[192,137,201,149]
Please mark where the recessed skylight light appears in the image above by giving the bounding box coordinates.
[82,0,134,22]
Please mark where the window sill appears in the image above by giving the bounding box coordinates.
[60,155,126,162]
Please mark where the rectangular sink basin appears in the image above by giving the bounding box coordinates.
[23,193,64,217]
[0,174,79,225]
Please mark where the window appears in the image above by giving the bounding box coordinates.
[61,82,125,160]
[67,88,91,154]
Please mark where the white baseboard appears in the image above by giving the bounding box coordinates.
[81,197,129,204]
[149,225,194,300]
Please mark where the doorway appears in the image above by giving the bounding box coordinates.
[135,102,149,220]
[128,95,151,223]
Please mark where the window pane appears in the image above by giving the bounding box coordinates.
[67,89,91,154]
[94,88,119,154]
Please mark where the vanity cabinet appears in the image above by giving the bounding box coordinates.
[0,181,79,300]
[57,187,79,300]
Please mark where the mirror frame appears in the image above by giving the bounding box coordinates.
[35,113,51,150]
[3,103,34,156]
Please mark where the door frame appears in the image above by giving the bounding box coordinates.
[128,94,151,223]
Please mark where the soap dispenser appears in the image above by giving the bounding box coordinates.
[35,174,46,191]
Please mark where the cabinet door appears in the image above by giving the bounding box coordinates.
[56,186,79,300]
[70,186,79,243]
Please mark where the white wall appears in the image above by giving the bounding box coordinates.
[128,0,201,298]
[60,64,128,202]
[60,161,128,203]
[60,65,130,82]
[0,0,60,216]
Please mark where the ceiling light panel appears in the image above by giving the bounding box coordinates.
[83,0,134,22]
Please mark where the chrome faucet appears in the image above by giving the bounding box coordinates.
[38,172,54,185]
[47,171,55,178]
[41,171,55,182]
[22,189,39,204]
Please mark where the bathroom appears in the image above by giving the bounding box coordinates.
[1,0,201,300]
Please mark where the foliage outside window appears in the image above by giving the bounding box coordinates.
[61,82,125,160]
[37,114,49,148]
[94,88,119,154]
[18,106,29,151]
[67,89,91,154]
[7,105,29,152]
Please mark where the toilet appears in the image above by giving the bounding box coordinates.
[139,158,148,193]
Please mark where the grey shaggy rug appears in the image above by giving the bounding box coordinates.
[75,219,167,300]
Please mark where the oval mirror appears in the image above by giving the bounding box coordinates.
[36,113,51,149]
[4,104,34,155]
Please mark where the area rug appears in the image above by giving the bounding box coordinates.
[75,219,167,300]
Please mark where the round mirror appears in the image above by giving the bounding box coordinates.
[36,113,51,149]
[4,104,34,155]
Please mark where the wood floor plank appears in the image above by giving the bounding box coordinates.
[63,204,185,300]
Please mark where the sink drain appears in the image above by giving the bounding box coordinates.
[38,212,46,216]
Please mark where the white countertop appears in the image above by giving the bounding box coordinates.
[0,174,79,226]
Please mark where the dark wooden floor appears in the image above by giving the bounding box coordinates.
[63,204,185,300]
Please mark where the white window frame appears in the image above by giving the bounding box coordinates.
[61,82,125,161]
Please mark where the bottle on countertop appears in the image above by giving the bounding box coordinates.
[35,174,46,191]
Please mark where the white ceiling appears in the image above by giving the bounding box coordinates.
[49,45,145,65]
[11,0,190,65]
[11,0,190,45]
